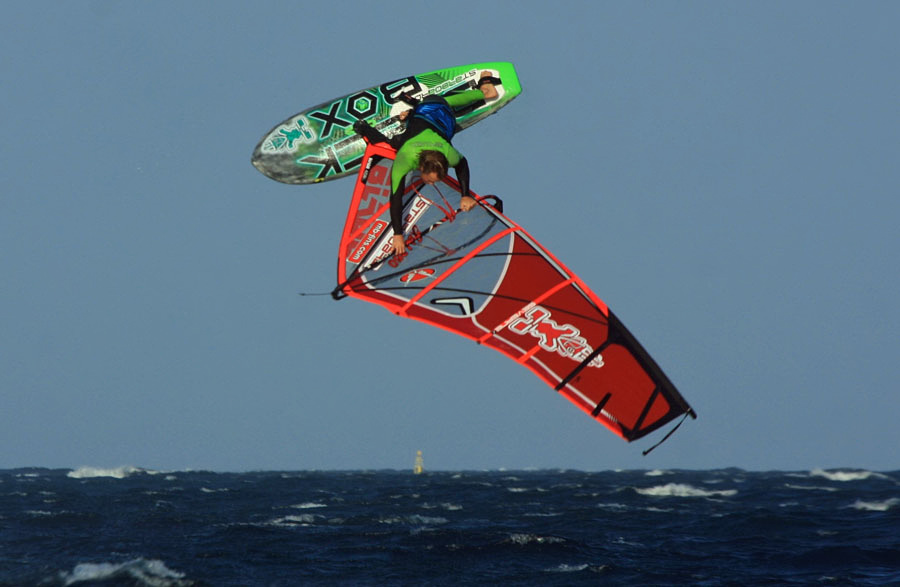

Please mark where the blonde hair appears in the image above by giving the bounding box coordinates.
[418,150,449,180]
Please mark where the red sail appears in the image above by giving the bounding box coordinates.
[334,144,695,443]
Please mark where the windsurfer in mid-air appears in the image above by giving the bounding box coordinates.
[354,72,500,256]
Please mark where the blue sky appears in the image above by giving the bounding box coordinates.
[2,1,898,472]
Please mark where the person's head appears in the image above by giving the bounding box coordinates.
[417,150,449,185]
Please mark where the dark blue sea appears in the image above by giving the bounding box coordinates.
[2,468,898,586]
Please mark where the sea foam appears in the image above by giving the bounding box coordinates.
[809,469,888,482]
[67,466,148,479]
[635,483,738,498]
[57,558,190,586]
[850,498,899,512]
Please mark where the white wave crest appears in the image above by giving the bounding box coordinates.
[635,483,737,498]
[809,469,888,482]
[546,563,589,572]
[270,514,321,526]
[379,514,448,525]
[58,558,191,586]
[645,469,672,477]
[291,502,327,509]
[850,498,900,512]
[508,533,565,545]
[784,483,838,492]
[67,466,148,479]
[421,501,463,511]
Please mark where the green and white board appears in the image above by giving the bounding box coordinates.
[251,61,521,185]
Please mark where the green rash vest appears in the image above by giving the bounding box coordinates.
[389,89,488,194]
[390,129,462,193]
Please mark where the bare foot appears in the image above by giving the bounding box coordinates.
[478,71,498,100]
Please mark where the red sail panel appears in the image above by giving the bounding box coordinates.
[333,144,695,444]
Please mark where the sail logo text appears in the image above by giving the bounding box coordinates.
[347,161,393,268]
[508,306,604,368]
[348,220,388,264]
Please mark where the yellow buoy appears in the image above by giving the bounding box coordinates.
[413,450,424,474]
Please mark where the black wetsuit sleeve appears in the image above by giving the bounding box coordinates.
[455,157,470,199]
[390,155,471,235]
[386,129,408,151]
[390,182,404,234]
[390,117,432,150]
[353,120,390,145]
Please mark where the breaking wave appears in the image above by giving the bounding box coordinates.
[850,498,899,512]
[635,483,738,498]
[67,466,151,479]
[55,558,191,586]
[507,533,566,545]
[809,469,889,482]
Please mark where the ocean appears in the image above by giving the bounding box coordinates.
[1,468,898,586]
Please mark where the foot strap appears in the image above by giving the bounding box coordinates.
[477,76,502,88]
[399,92,420,107]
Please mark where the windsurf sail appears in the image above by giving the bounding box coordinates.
[333,144,696,445]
